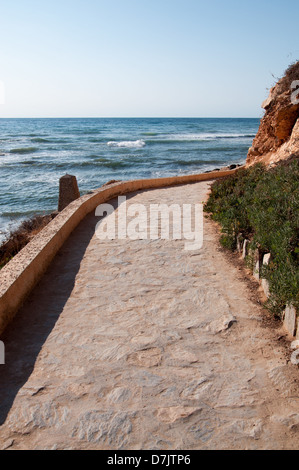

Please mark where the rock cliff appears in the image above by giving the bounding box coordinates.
[246,61,299,166]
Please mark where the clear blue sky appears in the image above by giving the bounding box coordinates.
[0,0,298,118]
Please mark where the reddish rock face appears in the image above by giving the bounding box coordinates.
[247,61,299,166]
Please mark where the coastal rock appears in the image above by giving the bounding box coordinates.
[246,61,299,166]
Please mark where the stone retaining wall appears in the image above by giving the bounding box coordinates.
[237,237,298,339]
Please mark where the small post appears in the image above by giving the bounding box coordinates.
[283,305,297,337]
[242,239,249,259]
[261,253,271,298]
[0,341,4,365]
[58,174,80,211]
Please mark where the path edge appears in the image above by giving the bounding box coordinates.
[0,169,237,335]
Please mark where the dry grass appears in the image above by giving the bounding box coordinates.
[0,213,57,269]
[280,60,299,93]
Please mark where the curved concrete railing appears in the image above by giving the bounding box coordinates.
[0,168,237,335]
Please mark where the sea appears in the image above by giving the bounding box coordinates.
[0,117,259,241]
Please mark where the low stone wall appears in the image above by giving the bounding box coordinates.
[0,168,236,336]
[237,237,298,339]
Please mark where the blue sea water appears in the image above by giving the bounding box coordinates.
[0,117,259,239]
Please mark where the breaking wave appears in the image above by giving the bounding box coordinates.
[107,139,146,148]
[148,133,255,143]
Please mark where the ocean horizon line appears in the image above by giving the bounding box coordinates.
[0,116,260,120]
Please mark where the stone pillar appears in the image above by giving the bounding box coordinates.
[236,233,243,253]
[242,239,249,259]
[252,249,260,281]
[58,174,80,211]
[283,304,297,337]
[261,253,271,298]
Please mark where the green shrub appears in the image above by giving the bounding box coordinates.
[204,156,299,315]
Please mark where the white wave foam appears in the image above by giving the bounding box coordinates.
[163,133,254,141]
[107,139,146,148]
